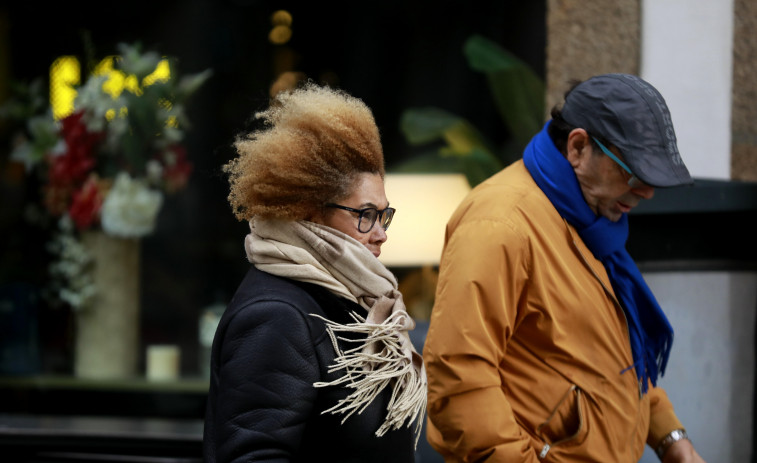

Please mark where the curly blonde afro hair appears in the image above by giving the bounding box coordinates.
[224,82,385,222]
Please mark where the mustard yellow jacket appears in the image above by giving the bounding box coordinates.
[423,160,683,462]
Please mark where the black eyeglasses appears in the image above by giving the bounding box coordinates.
[325,203,396,233]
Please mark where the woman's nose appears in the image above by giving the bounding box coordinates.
[372,224,388,244]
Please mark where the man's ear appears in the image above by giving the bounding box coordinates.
[566,128,591,167]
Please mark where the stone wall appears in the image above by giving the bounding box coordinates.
[545,0,640,114]
[732,0,757,181]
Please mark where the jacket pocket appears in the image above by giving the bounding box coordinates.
[535,384,587,455]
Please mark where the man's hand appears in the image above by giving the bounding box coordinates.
[661,438,706,463]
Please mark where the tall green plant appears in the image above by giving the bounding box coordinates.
[392,34,545,187]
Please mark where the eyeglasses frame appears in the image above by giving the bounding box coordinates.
[591,137,643,187]
[325,203,396,233]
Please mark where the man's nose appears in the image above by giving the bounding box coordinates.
[632,183,655,200]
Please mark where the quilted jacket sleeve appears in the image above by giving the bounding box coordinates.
[210,298,320,463]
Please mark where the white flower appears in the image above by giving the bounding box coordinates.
[10,113,60,172]
[146,159,164,186]
[49,138,67,156]
[177,69,214,97]
[74,75,121,133]
[104,112,129,151]
[47,216,96,311]
[100,173,164,238]
[9,140,35,172]
[117,43,162,80]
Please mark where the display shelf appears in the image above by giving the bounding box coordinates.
[0,413,203,463]
[0,375,209,420]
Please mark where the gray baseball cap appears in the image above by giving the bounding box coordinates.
[561,73,693,188]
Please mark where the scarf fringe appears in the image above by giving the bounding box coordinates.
[311,311,427,448]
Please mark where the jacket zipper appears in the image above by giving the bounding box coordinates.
[564,220,643,400]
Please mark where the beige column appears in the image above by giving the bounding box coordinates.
[545,0,641,113]
[732,0,757,181]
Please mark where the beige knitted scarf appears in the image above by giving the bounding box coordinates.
[245,218,427,444]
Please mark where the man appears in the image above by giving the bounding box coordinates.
[423,74,706,462]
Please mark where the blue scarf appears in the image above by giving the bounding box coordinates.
[522,122,672,393]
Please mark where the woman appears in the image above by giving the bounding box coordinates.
[203,82,426,463]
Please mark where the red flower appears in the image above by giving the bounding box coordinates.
[60,111,104,154]
[68,175,106,231]
[50,112,103,184]
[43,111,105,216]
[47,149,96,187]
[160,144,193,194]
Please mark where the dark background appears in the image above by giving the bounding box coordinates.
[0,0,547,375]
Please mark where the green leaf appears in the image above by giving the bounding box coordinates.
[399,107,461,145]
[459,147,504,186]
[395,34,545,186]
[390,147,503,188]
[396,106,504,186]
[464,34,545,148]
[177,69,214,99]
[390,150,463,173]
[400,107,492,154]
[464,34,525,72]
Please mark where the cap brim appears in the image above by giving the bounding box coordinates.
[629,151,694,188]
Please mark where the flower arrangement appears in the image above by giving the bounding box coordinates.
[5,42,212,309]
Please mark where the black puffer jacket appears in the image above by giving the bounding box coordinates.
[203,266,416,463]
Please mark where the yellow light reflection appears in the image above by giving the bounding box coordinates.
[269,10,292,45]
[269,25,292,44]
[271,10,292,26]
[50,56,80,120]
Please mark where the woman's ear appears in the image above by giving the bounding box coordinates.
[306,208,325,225]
